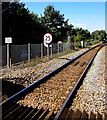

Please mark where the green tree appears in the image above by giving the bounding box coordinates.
[2,2,47,45]
[67,27,90,47]
[91,30,106,43]
[41,5,73,42]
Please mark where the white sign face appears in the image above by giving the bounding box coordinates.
[5,37,12,43]
[44,41,52,47]
[44,33,52,44]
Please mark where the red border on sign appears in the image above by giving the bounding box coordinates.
[44,33,52,43]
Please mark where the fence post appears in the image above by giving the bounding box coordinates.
[51,45,52,57]
[47,46,49,57]
[63,43,65,52]
[28,43,30,61]
[58,43,59,54]
[41,43,43,58]
[7,43,9,68]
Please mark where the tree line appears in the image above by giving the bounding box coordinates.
[2,2,107,46]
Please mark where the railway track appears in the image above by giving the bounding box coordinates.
[1,44,105,119]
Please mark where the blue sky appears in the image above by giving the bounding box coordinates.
[20,1,105,33]
[20,0,106,2]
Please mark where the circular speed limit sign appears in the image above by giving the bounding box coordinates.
[44,33,52,44]
[43,41,52,47]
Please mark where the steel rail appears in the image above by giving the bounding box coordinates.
[1,44,101,108]
[54,45,103,120]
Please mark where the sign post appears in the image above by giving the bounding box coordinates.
[5,37,12,68]
[47,44,49,57]
[43,33,52,58]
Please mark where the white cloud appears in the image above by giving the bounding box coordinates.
[73,23,88,29]
[68,22,88,29]
[75,23,86,26]
[68,22,105,32]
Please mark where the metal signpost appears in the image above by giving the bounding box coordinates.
[5,37,12,68]
[43,33,52,57]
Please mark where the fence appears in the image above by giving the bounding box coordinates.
[1,43,71,67]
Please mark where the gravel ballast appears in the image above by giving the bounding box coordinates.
[70,47,106,115]
[1,48,89,87]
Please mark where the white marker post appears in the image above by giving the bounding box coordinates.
[43,33,52,58]
[5,37,12,68]
[28,43,30,61]
[81,41,84,48]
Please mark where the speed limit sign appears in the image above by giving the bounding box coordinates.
[44,33,52,44]
[43,41,52,47]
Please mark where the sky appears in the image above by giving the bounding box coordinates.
[20,0,106,2]
[20,1,105,33]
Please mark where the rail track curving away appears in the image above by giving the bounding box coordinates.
[1,48,89,102]
[2,44,106,120]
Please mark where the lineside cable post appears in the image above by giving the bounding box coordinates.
[28,43,31,61]
[7,43,9,69]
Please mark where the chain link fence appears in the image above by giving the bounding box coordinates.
[1,43,71,67]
